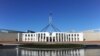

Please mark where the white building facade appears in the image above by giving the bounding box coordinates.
[22,32,83,42]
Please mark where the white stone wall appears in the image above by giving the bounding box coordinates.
[22,32,83,42]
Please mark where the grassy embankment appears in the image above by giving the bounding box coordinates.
[20,43,84,48]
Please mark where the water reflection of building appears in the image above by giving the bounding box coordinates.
[21,49,84,56]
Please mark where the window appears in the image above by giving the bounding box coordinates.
[75,38,76,41]
[56,33,58,36]
[77,34,79,36]
[72,34,73,36]
[44,36,45,39]
[72,38,73,41]
[38,34,40,37]
[31,34,33,37]
[67,35,68,39]
[44,33,45,36]
[25,34,27,37]
[69,34,70,37]
[74,34,76,36]
[77,38,79,41]
[62,34,63,37]
[50,33,52,35]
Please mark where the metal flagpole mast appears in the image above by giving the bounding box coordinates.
[49,13,52,32]
[40,13,61,32]
[49,13,52,24]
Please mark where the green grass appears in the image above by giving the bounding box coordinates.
[20,43,84,48]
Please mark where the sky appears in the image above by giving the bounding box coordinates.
[0,0,100,32]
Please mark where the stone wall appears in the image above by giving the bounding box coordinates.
[83,32,100,41]
[0,33,22,42]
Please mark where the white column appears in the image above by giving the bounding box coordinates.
[72,34,74,41]
[64,34,66,42]
[66,34,68,42]
[39,33,41,42]
[61,34,62,42]
[41,34,42,42]
[73,34,74,41]
[55,34,57,42]
[52,36,53,42]
[56,35,58,42]
[38,33,39,42]
[70,34,72,42]
[60,34,62,42]
[58,34,59,42]
[45,36,46,42]
[49,36,50,42]
[71,34,73,42]
[74,34,76,41]
[30,33,31,42]
[48,36,49,42]
[17,33,20,42]
[69,34,70,42]
[39,33,40,42]
[45,34,46,42]
[68,34,69,42]
[35,34,37,42]
[76,34,78,41]
[55,35,56,42]
[44,33,47,42]
[24,34,26,42]
[37,33,38,42]
[61,34,63,42]
[59,34,61,42]
[77,34,79,41]
[63,33,64,42]
[28,34,30,42]
[42,34,44,42]
[65,34,67,42]
[40,33,42,42]
[59,33,60,42]
[36,34,38,42]
[61,33,64,42]
[32,33,35,41]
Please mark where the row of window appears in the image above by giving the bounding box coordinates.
[56,34,79,36]
[24,33,80,37]
[24,38,35,41]
[24,37,79,41]
[24,34,36,37]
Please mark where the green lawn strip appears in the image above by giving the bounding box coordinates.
[20,43,84,48]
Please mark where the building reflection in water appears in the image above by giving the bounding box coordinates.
[20,49,84,56]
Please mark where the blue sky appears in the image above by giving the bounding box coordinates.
[0,0,100,32]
